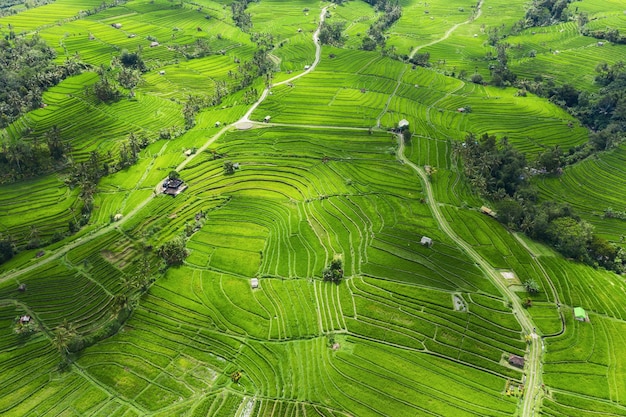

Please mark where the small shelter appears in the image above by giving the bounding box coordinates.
[215,121,221,127]
[18,283,26,292]
[20,315,31,324]
[508,354,525,368]
[159,70,165,75]
[574,307,587,321]
[113,213,123,222]
[112,23,122,29]
[150,41,160,47]
[304,65,311,70]
[398,119,409,130]
[480,206,497,218]
[420,236,433,248]
[162,178,187,196]
[251,278,259,289]
[264,115,271,123]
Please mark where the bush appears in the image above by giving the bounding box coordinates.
[159,237,188,266]
[471,73,483,84]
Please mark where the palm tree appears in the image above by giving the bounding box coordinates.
[52,320,77,358]
[112,294,131,315]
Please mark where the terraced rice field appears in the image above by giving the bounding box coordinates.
[534,143,626,245]
[0,0,625,416]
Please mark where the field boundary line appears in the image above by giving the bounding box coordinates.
[409,0,484,58]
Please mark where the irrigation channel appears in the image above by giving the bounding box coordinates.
[2,4,546,416]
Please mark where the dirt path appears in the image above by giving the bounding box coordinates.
[240,6,328,123]
[409,0,484,58]
[396,135,543,417]
[1,6,330,286]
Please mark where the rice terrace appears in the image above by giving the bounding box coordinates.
[1,0,626,415]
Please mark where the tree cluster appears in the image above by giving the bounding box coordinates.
[322,255,344,283]
[459,133,528,200]
[228,35,275,90]
[171,38,212,59]
[516,62,626,157]
[231,0,255,33]
[319,21,346,47]
[361,0,402,51]
[522,0,572,28]
[458,132,625,272]
[584,27,626,45]
[159,236,188,266]
[0,34,82,127]
[0,124,71,182]
[0,234,14,264]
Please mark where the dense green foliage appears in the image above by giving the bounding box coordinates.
[159,236,188,266]
[0,35,80,127]
[319,20,346,46]
[361,0,402,50]
[459,132,624,271]
[522,0,572,28]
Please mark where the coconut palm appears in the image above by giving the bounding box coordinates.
[52,320,77,358]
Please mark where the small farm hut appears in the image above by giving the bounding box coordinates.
[150,41,160,47]
[420,236,433,248]
[18,283,26,292]
[163,178,187,196]
[215,121,221,127]
[113,213,123,221]
[304,65,311,70]
[508,354,525,368]
[20,315,31,324]
[574,307,587,321]
[251,278,259,289]
[264,115,271,123]
[398,119,409,130]
[480,206,496,218]
[159,70,165,75]
[112,23,122,29]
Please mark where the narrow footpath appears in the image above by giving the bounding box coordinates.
[396,135,543,417]
[0,6,330,285]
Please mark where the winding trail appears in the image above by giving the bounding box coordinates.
[2,5,548,415]
[396,135,543,417]
[240,6,328,124]
[0,6,330,285]
[409,0,484,58]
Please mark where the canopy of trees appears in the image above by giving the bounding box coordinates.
[159,237,188,266]
[459,132,625,272]
[323,255,343,283]
[523,0,572,27]
[459,133,528,200]
[319,21,346,46]
[0,34,82,127]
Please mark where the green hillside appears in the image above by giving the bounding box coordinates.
[0,0,625,416]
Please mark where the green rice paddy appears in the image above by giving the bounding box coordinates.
[0,0,624,416]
